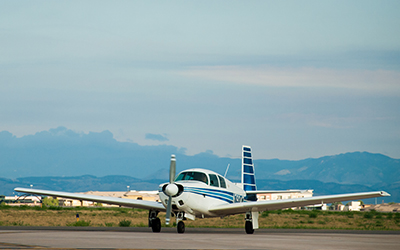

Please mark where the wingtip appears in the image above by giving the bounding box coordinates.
[380,191,391,196]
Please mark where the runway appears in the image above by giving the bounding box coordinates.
[0,227,399,250]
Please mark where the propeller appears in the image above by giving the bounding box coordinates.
[165,154,176,225]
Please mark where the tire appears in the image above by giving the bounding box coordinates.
[177,221,185,234]
[151,218,161,232]
[245,221,254,234]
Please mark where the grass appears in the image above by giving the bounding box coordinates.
[0,205,399,230]
[118,219,131,227]
[67,220,91,227]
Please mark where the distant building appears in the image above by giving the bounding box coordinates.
[303,203,328,211]
[344,201,361,211]
[1,195,41,206]
[335,203,346,211]
[256,189,314,201]
[256,189,315,209]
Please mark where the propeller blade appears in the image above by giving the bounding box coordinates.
[166,154,176,225]
[169,154,176,183]
[165,195,172,225]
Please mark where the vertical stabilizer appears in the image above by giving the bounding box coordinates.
[241,145,257,193]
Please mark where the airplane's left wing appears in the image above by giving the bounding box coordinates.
[14,187,166,211]
[209,191,390,215]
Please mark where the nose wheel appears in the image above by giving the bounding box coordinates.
[175,211,186,233]
[177,221,185,233]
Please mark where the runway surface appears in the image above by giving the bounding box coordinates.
[0,227,399,250]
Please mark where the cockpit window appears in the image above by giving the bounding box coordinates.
[218,175,226,188]
[209,174,219,187]
[175,171,208,184]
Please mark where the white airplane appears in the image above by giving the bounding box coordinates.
[15,145,390,234]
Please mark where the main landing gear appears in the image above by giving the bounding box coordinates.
[149,210,186,233]
[245,211,259,234]
[149,210,161,232]
[245,220,254,234]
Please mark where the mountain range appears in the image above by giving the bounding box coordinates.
[1,127,399,203]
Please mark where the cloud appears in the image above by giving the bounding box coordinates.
[145,133,169,142]
[178,66,400,94]
[277,112,396,129]
[278,113,353,129]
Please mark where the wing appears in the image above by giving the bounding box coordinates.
[209,191,390,215]
[14,187,166,211]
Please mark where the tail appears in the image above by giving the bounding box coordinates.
[241,145,257,194]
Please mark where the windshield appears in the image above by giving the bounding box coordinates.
[175,171,208,184]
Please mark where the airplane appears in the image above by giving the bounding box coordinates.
[15,145,390,234]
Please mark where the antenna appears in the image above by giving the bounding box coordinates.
[224,164,230,178]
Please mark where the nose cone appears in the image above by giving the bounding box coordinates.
[164,183,179,197]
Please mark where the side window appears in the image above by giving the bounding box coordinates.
[209,174,219,187]
[218,175,226,188]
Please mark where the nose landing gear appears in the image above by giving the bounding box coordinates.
[176,211,185,233]
[177,221,185,233]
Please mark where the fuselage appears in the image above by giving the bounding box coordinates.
[158,168,246,218]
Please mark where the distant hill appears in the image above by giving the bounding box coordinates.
[0,127,399,202]
[254,152,400,186]
[0,175,161,194]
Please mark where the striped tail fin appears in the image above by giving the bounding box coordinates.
[241,145,257,194]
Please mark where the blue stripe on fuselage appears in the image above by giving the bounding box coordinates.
[186,187,233,201]
[184,187,246,204]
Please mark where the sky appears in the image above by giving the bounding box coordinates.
[1,1,400,160]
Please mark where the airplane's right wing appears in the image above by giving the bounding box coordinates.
[14,187,166,211]
[209,191,390,216]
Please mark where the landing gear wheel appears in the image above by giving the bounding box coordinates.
[177,221,185,234]
[245,221,254,234]
[151,218,161,232]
